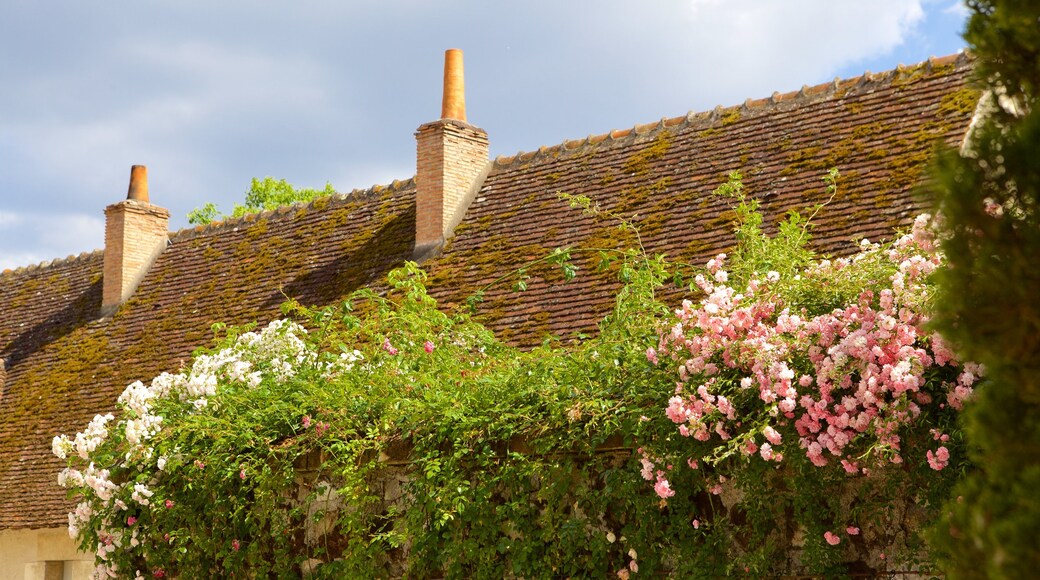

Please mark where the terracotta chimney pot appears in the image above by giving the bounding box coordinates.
[127,165,149,202]
[442,49,467,121]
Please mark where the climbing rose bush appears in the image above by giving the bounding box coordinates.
[53,176,982,577]
[653,215,978,479]
[53,319,357,578]
[638,210,980,571]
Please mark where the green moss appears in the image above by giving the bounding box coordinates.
[892,72,925,91]
[926,61,956,77]
[696,109,740,140]
[452,220,476,236]
[882,149,931,191]
[779,146,822,175]
[454,215,493,236]
[245,219,269,240]
[639,212,669,236]
[937,87,982,117]
[621,131,672,176]
[545,172,562,182]
[11,326,116,433]
[676,239,711,263]
[311,196,331,211]
[616,178,672,213]
[203,245,223,262]
[705,209,739,232]
[852,122,887,139]
[521,309,553,340]
[582,224,638,253]
[7,276,40,309]
[769,136,792,154]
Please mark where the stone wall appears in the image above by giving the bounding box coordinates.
[0,528,93,580]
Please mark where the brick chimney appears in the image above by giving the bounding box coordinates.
[414,48,490,258]
[102,165,169,315]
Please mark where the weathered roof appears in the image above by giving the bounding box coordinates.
[0,53,977,529]
[0,184,417,529]
[426,53,978,345]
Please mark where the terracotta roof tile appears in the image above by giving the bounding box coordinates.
[425,53,976,346]
[0,185,416,529]
[0,54,978,529]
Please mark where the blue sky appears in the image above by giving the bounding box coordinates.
[0,1,970,270]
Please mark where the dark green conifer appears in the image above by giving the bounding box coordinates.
[927,2,1040,577]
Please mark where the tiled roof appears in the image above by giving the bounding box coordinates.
[0,183,416,529]
[0,53,977,529]
[426,53,977,345]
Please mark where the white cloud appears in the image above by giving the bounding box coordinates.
[943,1,969,17]
[0,212,23,227]
[677,0,926,82]
[330,162,415,195]
[4,38,344,191]
[0,211,103,270]
[512,0,933,135]
[0,253,47,271]
[124,40,336,115]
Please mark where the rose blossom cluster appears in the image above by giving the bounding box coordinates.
[53,318,329,578]
[653,215,981,494]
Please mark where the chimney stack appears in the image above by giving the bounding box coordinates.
[102,165,169,315]
[414,49,490,258]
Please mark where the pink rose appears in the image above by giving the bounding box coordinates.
[654,478,676,499]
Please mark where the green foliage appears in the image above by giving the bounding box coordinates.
[186,202,221,225]
[187,177,336,225]
[964,0,1040,104]
[63,175,972,577]
[925,2,1040,577]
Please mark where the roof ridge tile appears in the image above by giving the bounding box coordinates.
[0,250,103,279]
[169,177,416,243]
[490,52,971,173]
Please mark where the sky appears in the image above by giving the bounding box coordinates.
[0,1,970,271]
